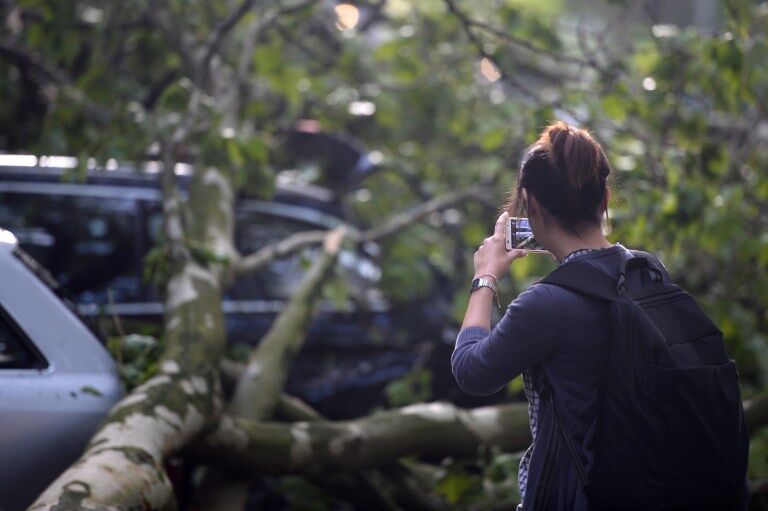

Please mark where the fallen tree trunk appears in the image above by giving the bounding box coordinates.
[194,228,347,509]
[272,391,445,511]
[194,390,768,477]
[229,227,346,419]
[28,164,232,510]
[28,261,226,510]
[196,401,531,475]
[198,228,440,511]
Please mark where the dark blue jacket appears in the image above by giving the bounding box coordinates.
[452,245,635,510]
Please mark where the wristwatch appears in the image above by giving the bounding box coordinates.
[470,276,498,296]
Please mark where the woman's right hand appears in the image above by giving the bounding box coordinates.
[473,212,528,279]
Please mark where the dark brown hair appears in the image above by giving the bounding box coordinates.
[505,121,611,233]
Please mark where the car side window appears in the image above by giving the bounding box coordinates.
[0,308,46,369]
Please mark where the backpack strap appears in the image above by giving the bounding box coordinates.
[629,250,671,281]
[538,257,623,510]
[618,250,670,294]
[539,368,600,509]
[539,260,621,302]
[540,250,670,299]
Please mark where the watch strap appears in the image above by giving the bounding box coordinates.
[470,277,500,308]
[470,276,498,295]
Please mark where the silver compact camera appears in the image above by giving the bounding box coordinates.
[505,217,549,254]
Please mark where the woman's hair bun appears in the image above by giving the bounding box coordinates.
[506,120,612,233]
[538,120,604,189]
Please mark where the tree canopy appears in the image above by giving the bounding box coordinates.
[2,0,768,508]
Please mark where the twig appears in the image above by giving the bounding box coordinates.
[106,288,126,339]
[234,230,329,277]
[274,21,339,70]
[146,0,198,78]
[442,0,584,123]
[0,38,112,123]
[159,138,191,265]
[449,10,588,67]
[357,182,488,242]
[199,0,260,82]
[232,183,492,278]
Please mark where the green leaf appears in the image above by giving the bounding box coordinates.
[436,473,476,504]
[601,95,627,121]
[479,127,507,151]
[385,368,433,407]
[507,375,524,395]
[226,139,245,168]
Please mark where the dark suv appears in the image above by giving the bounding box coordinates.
[0,159,432,417]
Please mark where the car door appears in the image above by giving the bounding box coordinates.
[0,241,123,511]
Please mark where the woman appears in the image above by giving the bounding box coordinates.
[451,120,625,510]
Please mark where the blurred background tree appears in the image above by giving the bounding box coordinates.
[1,0,767,509]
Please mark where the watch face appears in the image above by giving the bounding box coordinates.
[471,277,481,288]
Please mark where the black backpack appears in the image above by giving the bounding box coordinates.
[538,250,750,511]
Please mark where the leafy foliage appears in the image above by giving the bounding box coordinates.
[385,368,433,407]
[107,334,162,391]
[431,448,523,510]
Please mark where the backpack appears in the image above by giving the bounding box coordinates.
[538,250,750,511]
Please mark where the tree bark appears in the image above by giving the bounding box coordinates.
[194,228,346,510]
[193,391,768,478]
[28,166,233,510]
[272,392,441,510]
[229,228,346,419]
[196,402,531,475]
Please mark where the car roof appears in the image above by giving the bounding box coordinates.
[0,228,17,253]
[0,161,345,224]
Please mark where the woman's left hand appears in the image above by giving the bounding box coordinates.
[474,212,528,279]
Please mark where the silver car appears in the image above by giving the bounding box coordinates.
[0,229,123,511]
